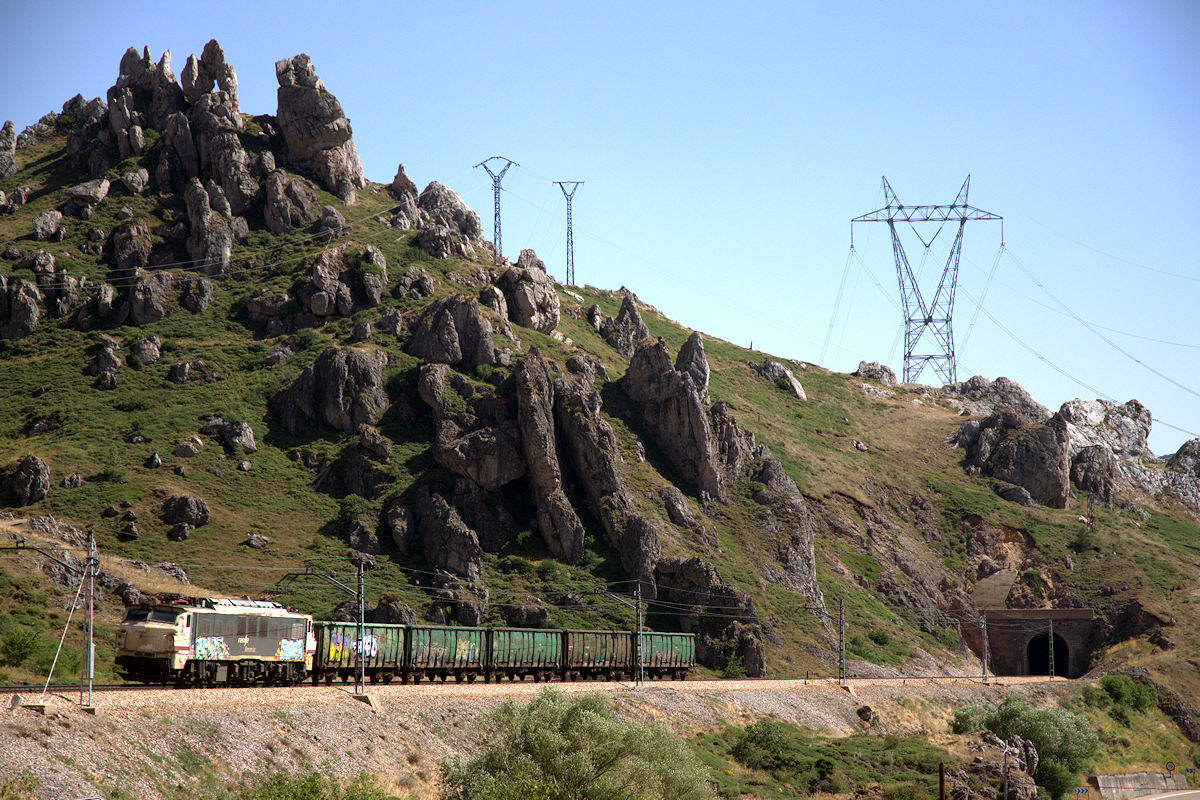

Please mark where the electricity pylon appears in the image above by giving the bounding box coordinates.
[475,156,519,262]
[554,181,583,285]
[852,176,1002,385]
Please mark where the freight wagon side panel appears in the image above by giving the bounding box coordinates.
[489,628,562,668]
[314,622,404,670]
[409,626,485,669]
[640,632,695,667]
[193,613,308,662]
[565,630,633,669]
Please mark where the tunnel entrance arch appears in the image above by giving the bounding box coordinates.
[978,608,1095,679]
[1026,632,1069,676]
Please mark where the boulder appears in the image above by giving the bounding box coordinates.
[624,336,725,503]
[111,221,152,273]
[515,354,585,562]
[433,423,526,492]
[0,120,15,178]
[33,209,62,241]
[958,410,1071,508]
[7,455,51,505]
[161,495,211,527]
[275,346,389,435]
[183,177,233,277]
[126,271,174,325]
[66,178,110,205]
[275,53,366,202]
[425,571,489,627]
[245,533,269,550]
[128,335,161,368]
[407,294,495,367]
[417,223,476,260]
[1058,398,1152,460]
[853,360,898,386]
[1071,445,1117,508]
[1,278,42,339]
[167,523,192,542]
[498,249,561,333]
[393,266,436,301]
[263,171,318,234]
[416,489,483,582]
[417,181,481,240]
[120,168,150,194]
[600,292,650,356]
[750,358,806,400]
[387,163,420,228]
[178,275,214,314]
[316,205,345,240]
[941,375,1049,425]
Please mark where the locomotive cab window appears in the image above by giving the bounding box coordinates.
[123,609,181,624]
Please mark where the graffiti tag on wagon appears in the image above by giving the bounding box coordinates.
[329,632,378,661]
[455,639,478,662]
[195,636,230,659]
[276,638,305,661]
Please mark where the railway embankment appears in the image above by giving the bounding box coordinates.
[1,676,1060,799]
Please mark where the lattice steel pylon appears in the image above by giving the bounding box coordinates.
[554,181,583,285]
[851,176,1002,385]
[474,156,519,262]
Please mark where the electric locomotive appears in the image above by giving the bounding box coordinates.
[116,597,316,686]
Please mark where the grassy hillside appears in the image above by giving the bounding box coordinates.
[1,116,1199,729]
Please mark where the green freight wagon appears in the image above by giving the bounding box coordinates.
[407,625,486,683]
[487,628,563,682]
[639,631,694,680]
[312,622,405,685]
[564,630,634,680]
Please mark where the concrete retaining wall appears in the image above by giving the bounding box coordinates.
[1091,771,1185,799]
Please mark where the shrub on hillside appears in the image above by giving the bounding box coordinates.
[440,689,714,800]
[982,696,1097,800]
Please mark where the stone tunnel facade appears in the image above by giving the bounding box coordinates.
[981,609,1096,679]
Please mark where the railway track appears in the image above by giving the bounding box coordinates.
[0,673,1059,696]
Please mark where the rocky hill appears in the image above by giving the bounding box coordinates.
[1,40,1198,718]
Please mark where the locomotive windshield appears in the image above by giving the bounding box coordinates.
[123,608,181,624]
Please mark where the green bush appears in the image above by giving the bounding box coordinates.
[982,696,1097,800]
[1081,684,1110,708]
[731,719,798,773]
[720,653,748,679]
[1,628,40,667]
[868,630,890,646]
[338,494,373,525]
[441,689,714,800]
[951,705,982,734]
[232,771,395,800]
[1100,675,1135,705]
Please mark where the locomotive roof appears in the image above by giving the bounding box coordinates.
[138,597,308,616]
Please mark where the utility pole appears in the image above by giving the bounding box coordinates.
[981,613,990,683]
[475,156,518,262]
[839,597,846,686]
[82,525,96,712]
[851,176,1003,384]
[1048,617,1055,680]
[635,583,644,686]
[357,559,365,694]
[554,181,583,285]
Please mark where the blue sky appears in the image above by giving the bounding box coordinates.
[2,1,1197,454]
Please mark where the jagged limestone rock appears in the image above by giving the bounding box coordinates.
[515,353,585,563]
[624,336,725,503]
[407,294,495,367]
[600,292,651,356]
[750,358,806,401]
[275,53,366,202]
[0,120,16,178]
[498,249,560,334]
[275,346,389,436]
[853,360,898,386]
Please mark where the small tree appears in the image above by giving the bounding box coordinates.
[983,696,1097,800]
[441,689,715,800]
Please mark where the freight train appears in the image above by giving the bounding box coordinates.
[115,597,695,687]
